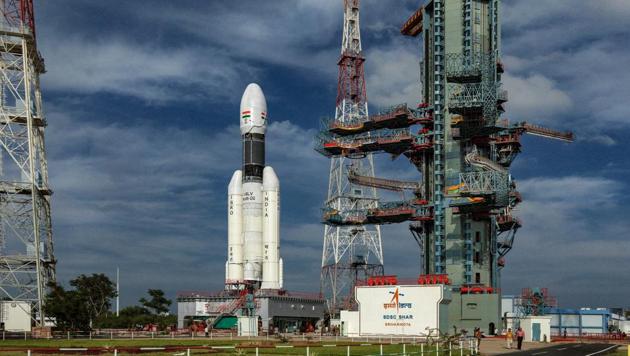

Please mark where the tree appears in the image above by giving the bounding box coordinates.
[139,289,172,314]
[70,273,117,327]
[44,282,90,331]
[120,305,150,317]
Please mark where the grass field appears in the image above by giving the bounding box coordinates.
[0,338,473,356]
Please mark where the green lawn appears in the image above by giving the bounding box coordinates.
[0,339,474,355]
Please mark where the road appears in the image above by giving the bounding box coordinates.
[497,343,619,356]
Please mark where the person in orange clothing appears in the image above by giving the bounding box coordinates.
[506,328,514,349]
[516,327,525,350]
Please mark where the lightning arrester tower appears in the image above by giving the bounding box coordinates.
[0,0,55,326]
[320,0,383,315]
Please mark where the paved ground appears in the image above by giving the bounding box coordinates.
[494,343,619,356]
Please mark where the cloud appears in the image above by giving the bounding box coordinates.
[502,176,630,307]
[502,73,572,123]
[46,106,327,304]
[366,40,421,108]
[502,0,630,132]
[41,37,252,103]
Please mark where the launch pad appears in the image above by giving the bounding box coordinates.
[176,290,325,332]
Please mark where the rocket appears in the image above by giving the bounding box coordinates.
[226,83,283,290]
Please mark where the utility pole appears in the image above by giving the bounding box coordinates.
[116,267,120,317]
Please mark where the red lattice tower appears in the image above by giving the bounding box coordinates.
[2,0,36,35]
[518,288,557,316]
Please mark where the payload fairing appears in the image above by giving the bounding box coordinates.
[226,83,283,290]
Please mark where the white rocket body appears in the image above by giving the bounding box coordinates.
[226,83,282,289]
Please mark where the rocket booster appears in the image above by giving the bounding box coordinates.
[226,83,282,290]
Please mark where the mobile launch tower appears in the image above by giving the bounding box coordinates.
[317,0,573,333]
[319,0,384,316]
[0,0,55,326]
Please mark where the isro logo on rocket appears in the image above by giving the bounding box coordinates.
[383,288,412,312]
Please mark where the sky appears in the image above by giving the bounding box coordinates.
[33,0,630,310]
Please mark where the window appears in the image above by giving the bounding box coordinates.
[475,273,481,284]
[475,231,481,243]
[475,251,481,263]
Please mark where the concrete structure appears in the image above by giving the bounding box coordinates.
[0,0,56,326]
[340,284,451,336]
[339,310,359,336]
[520,316,552,342]
[0,301,31,332]
[176,292,325,332]
[226,84,282,290]
[547,308,622,336]
[501,295,629,336]
[237,316,258,336]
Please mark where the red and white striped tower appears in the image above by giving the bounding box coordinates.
[320,0,384,316]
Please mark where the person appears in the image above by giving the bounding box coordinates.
[474,327,482,353]
[506,328,513,349]
[516,327,525,350]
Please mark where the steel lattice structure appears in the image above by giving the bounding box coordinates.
[320,0,383,316]
[0,0,55,326]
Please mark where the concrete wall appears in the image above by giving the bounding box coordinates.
[0,301,31,332]
[521,316,552,342]
[340,310,359,337]
[449,293,500,335]
[547,308,609,335]
[237,316,258,336]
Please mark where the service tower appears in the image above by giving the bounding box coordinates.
[0,0,56,326]
[317,0,573,334]
[319,0,384,316]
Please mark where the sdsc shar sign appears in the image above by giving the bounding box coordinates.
[356,284,449,336]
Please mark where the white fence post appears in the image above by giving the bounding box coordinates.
[256,347,259,356]
[306,346,309,356]
[114,349,118,356]
[347,345,350,356]
[403,343,406,355]
[380,344,383,355]
[449,341,452,356]
[187,348,190,356]
[27,350,31,356]
[421,343,424,354]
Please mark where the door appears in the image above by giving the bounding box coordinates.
[532,322,541,341]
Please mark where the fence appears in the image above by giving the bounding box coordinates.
[3,335,480,355]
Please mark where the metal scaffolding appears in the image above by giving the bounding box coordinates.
[0,0,55,326]
[319,0,383,316]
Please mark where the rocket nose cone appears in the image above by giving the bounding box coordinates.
[240,83,267,114]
